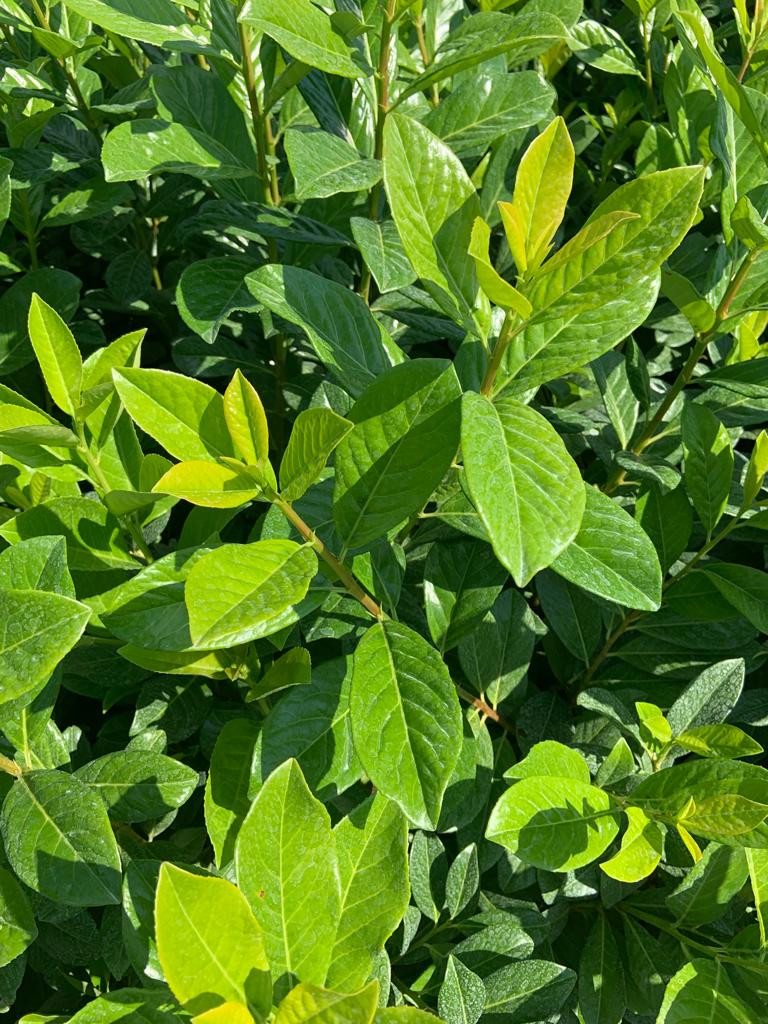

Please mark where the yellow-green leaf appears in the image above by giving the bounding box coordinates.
[154,460,260,509]
[600,807,663,883]
[224,370,269,465]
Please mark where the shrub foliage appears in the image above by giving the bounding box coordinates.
[0,0,768,1022]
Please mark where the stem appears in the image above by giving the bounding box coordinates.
[457,686,517,735]
[481,310,520,396]
[581,610,642,688]
[275,498,384,619]
[641,16,656,116]
[359,0,397,302]
[604,248,760,494]
[0,754,21,778]
[238,20,278,207]
[414,14,439,106]
[76,426,153,563]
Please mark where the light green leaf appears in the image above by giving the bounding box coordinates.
[280,408,353,502]
[383,113,481,330]
[326,796,408,992]
[246,265,403,398]
[657,959,753,1024]
[239,0,362,77]
[675,723,763,759]
[461,391,584,585]
[747,848,768,946]
[74,751,199,823]
[499,116,574,275]
[681,403,733,536]
[285,128,382,201]
[502,167,705,393]
[0,769,121,906]
[0,535,74,596]
[62,0,207,45]
[567,19,643,77]
[350,621,463,830]
[0,588,90,708]
[0,867,36,969]
[334,360,462,550]
[114,368,234,462]
[223,369,269,467]
[65,989,181,1024]
[154,460,259,509]
[680,794,768,836]
[28,294,82,418]
[504,740,591,784]
[552,484,662,610]
[185,540,318,648]
[486,776,620,871]
[600,807,663,883]
[235,759,340,991]
[155,864,270,1018]
[273,981,378,1024]
[468,219,533,317]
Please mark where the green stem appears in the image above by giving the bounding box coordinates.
[275,498,384,620]
[604,248,760,494]
[481,310,520,396]
[76,426,153,563]
[414,14,439,106]
[238,20,278,207]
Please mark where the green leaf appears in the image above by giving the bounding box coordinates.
[747,848,768,946]
[424,536,507,653]
[681,403,733,536]
[204,718,260,868]
[504,740,591,784]
[74,751,199,823]
[635,484,692,573]
[280,408,353,502]
[0,769,121,906]
[334,360,462,550]
[62,0,207,45]
[438,956,485,1024]
[153,460,260,509]
[552,484,662,610]
[731,195,768,251]
[457,589,538,705]
[102,120,257,184]
[499,116,574,275]
[0,588,90,709]
[502,167,705,393]
[248,647,312,701]
[185,540,318,648]
[285,128,382,201]
[27,294,82,418]
[483,960,576,1022]
[423,72,556,157]
[461,391,584,585]
[350,620,463,830]
[702,563,768,633]
[658,959,752,1024]
[114,368,234,462]
[155,864,270,1017]
[235,759,340,991]
[486,776,620,871]
[273,982,378,1024]
[349,219,416,294]
[65,989,181,1024]
[567,19,643,77]
[239,0,363,78]
[383,113,481,330]
[176,258,258,344]
[246,265,403,398]
[223,369,269,467]
[326,795,408,992]
[600,807,663,883]
[445,844,480,918]
[666,843,748,927]
[0,866,36,969]
[578,915,626,1024]
[667,659,745,734]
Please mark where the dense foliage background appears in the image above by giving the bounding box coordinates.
[1,0,768,1021]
